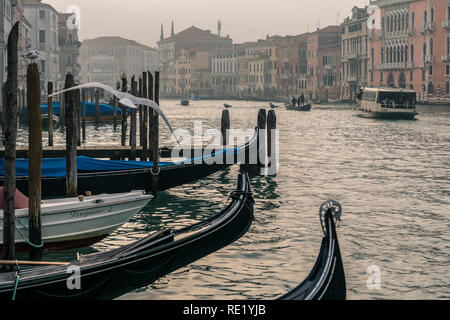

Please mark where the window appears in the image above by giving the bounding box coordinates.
[447,64,450,76]
[410,70,414,81]
[429,65,433,76]
[40,60,46,73]
[39,10,45,20]
[39,30,45,44]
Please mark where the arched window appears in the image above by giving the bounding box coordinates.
[381,47,384,64]
[410,45,414,63]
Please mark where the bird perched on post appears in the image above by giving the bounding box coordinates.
[224,103,233,109]
[23,50,40,63]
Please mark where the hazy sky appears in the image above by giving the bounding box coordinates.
[46,0,369,47]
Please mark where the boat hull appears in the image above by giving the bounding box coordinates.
[0,192,152,252]
[0,174,254,300]
[358,110,418,120]
[285,104,311,111]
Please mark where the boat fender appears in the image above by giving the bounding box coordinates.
[78,195,84,202]
[86,191,92,197]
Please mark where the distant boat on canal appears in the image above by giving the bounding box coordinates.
[39,101,123,121]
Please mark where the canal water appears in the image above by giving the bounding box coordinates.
[18,100,450,300]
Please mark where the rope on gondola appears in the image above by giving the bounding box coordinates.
[150,166,161,176]
[15,219,44,249]
[12,260,20,301]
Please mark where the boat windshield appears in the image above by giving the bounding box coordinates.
[377,91,416,109]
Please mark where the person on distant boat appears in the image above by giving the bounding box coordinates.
[292,96,297,106]
[299,94,305,106]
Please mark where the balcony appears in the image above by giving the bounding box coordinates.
[324,64,332,70]
[347,75,357,83]
[407,27,415,36]
[443,20,450,30]
[281,74,292,80]
[425,55,433,64]
[420,22,435,34]
[378,62,412,70]
[441,55,450,63]
[348,52,358,60]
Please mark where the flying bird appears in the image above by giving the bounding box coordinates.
[23,50,40,63]
[47,82,180,143]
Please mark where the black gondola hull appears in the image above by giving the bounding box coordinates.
[0,174,254,300]
[2,129,258,197]
[279,209,346,300]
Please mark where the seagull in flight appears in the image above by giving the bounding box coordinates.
[23,50,40,63]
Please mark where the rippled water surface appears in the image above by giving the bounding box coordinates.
[18,100,450,300]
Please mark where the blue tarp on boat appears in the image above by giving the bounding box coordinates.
[0,156,174,178]
[0,147,239,178]
[38,101,123,117]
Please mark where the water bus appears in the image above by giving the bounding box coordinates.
[357,87,418,120]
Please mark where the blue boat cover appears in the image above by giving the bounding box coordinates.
[0,156,174,177]
[0,147,239,178]
[37,101,123,117]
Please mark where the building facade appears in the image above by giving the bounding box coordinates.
[157,25,233,97]
[369,0,450,103]
[306,26,341,101]
[80,36,159,88]
[58,12,80,84]
[1,0,32,107]
[341,6,370,101]
[23,0,60,93]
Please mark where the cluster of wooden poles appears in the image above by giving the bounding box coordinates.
[2,23,162,266]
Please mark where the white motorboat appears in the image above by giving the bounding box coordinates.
[0,191,153,251]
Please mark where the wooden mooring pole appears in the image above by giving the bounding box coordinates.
[75,88,81,146]
[121,75,128,150]
[267,110,277,175]
[81,89,86,142]
[221,110,230,146]
[150,71,160,196]
[65,73,77,197]
[28,63,43,261]
[95,89,100,126]
[129,75,137,160]
[257,109,267,168]
[141,72,148,161]
[113,95,117,131]
[47,81,54,147]
[2,22,19,266]
[139,75,143,150]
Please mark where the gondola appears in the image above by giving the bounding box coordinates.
[180,99,190,106]
[0,173,254,300]
[285,103,312,111]
[0,129,259,197]
[279,200,346,300]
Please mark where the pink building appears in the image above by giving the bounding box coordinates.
[369,0,450,103]
[306,26,341,102]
